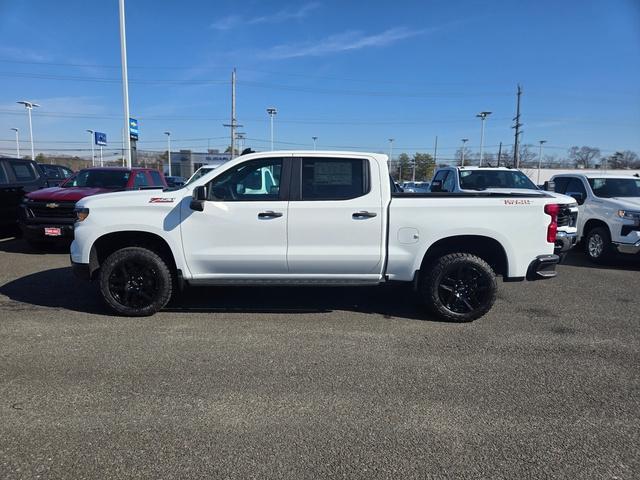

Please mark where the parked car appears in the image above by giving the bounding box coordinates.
[165,176,186,188]
[0,157,47,230]
[428,166,579,257]
[19,167,166,246]
[550,173,640,263]
[71,151,573,321]
[401,181,430,193]
[38,163,74,187]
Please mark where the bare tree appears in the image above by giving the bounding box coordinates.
[455,147,473,166]
[608,150,640,169]
[568,146,600,168]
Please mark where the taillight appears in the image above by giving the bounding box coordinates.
[544,203,560,243]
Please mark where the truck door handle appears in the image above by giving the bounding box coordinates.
[352,211,377,219]
[258,211,283,219]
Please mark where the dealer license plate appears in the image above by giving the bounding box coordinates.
[44,227,62,237]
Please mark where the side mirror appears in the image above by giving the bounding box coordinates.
[543,180,555,192]
[430,179,443,192]
[190,185,206,211]
[567,191,585,205]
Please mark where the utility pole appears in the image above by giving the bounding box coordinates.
[497,141,503,167]
[461,138,468,166]
[433,135,438,164]
[388,138,394,173]
[164,131,172,176]
[512,84,523,168]
[223,69,242,158]
[119,0,132,168]
[11,128,20,158]
[537,140,547,184]
[476,111,491,166]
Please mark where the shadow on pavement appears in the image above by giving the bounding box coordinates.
[0,236,71,255]
[0,267,437,321]
[562,249,640,271]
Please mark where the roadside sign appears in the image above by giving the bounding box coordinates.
[94,132,107,146]
[129,117,139,141]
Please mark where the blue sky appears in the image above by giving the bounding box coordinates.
[0,0,639,161]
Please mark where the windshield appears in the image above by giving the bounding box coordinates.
[588,178,640,198]
[459,170,538,190]
[186,167,214,185]
[63,170,130,189]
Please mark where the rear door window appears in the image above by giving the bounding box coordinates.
[9,161,36,181]
[565,178,586,196]
[553,177,571,194]
[0,163,8,184]
[300,158,368,200]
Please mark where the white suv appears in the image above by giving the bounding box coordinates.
[551,173,640,262]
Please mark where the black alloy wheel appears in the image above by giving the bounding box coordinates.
[99,247,173,316]
[421,253,497,322]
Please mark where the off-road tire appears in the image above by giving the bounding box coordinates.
[99,247,173,316]
[421,253,497,322]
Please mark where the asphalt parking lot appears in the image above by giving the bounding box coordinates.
[0,235,638,479]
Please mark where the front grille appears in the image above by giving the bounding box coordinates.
[557,205,577,228]
[26,201,76,219]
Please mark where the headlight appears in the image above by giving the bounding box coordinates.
[617,210,640,221]
[75,207,90,222]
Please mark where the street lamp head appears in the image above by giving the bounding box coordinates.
[539,140,547,145]
[462,138,469,143]
[17,100,40,109]
[476,111,492,119]
[164,131,171,136]
[388,138,394,143]
[312,136,318,141]
[266,107,277,116]
[11,127,19,132]
[86,129,94,134]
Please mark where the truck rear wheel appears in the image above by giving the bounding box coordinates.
[421,253,497,322]
[99,247,173,316]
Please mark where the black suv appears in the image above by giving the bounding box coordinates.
[0,157,47,229]
[38,163,74,187]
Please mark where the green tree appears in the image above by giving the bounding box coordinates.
[397,153,411,181]
[413,152,435,181]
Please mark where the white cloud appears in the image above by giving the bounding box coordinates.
[259,27,426,60]
[0,46,52,62]
[211,2,320,30]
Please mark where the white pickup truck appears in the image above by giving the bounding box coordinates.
[429,166,579,256]
[70,151,573,322]
[549,173,640,262]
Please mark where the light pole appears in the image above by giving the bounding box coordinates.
[10,128,20,158]
[86,129,95,166]
[388,138,394,168]
[164,131,172,176]
[461,138,469,166]
[312,136,318,150]
[537,140,547,184]
[119,0,132,167]
[476,111,491,166]
[17,101,39,160]
[266,107,277,151]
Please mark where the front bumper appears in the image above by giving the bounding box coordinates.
[526,254,560,281]
[613,240,640,255]
[19,220,74,242]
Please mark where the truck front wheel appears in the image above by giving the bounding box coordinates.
[584,226,613,263]
[421,253,497,322]
[99,247,173,316]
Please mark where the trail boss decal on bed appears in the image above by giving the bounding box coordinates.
[504,199,533,205]
[149,197,175,203]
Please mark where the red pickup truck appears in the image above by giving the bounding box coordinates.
[19,167,166,246]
